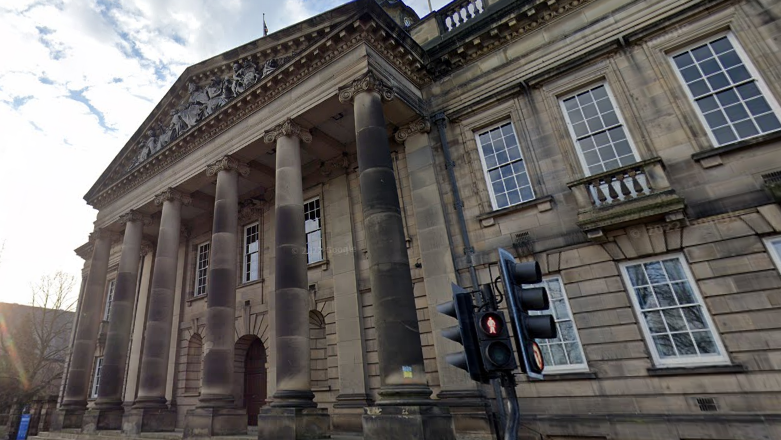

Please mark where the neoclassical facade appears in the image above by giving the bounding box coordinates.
[54,0,781,439]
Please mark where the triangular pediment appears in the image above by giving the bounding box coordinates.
[85,0,429,209]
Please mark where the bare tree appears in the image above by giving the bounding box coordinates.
[0,271,76,409]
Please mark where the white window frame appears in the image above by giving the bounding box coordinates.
[529,277,588,374]
[620,254,729,368]
[560,82,641,177]
[669,31,781,148]
[243,223,260,283]
[91,357,103,398]
[764,236,781,274]
[103,279,116,321]
[474,120,535,210]
[304,197,323,264]
[194,241,210,297]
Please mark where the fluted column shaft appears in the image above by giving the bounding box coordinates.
[96,213,146,409]
[199,157,247,407]
[134,189,189,408]
[265,119,316,408]
[340,72,431,405]
[61,231,112,409]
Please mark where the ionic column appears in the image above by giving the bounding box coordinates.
[200,157,249,405]
[58,229,112,423]
[264,119,316,408]
[339,72,432,405]
[90,211,150,428]
[133,188,191,409]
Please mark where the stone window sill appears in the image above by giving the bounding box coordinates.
[691,130,781,166]
[647,364,745,377]
[239,278,264,289]
[181,392,200,397]
[477,195,554,227]
[312,386,331,392]
[308,259,329,271]
[186,294,207,305]
[528,370,598,381]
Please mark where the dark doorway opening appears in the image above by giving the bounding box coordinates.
[244,338,267,426]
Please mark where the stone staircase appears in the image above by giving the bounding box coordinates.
[30,428,363,440]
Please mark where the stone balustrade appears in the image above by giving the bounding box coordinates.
[436,0,484,33]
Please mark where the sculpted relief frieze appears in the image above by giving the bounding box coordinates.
[126,55,296,172]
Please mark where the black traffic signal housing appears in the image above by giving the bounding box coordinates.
[498,248,557,380]
[474,310,517,376]
[436,284,489,383]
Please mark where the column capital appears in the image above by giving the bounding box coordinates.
[338,71,394,104]
[206,156,250,178]
[153,188,192,206]
[140,240,155,257]
[238,198,264,224]
[394,118,431,144]
[90,228,120,243]
[119,210,152,226]
[263,118,312,144]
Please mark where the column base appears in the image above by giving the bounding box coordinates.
[52,408,86,430]
[183,407,247,439]
[257,407,330,440]
[121,407,176,435]
[362,405,457,440]
[437,390,496,440]
[82,407,124,433]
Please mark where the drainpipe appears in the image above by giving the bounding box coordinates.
[432,112,507,434]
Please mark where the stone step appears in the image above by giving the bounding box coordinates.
[31,431,363,440]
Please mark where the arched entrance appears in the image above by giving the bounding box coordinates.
[244,338,267,426]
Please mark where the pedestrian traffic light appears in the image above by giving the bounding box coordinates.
[436,284,488,383]
[498,248,557,380]
[474,310,517,375]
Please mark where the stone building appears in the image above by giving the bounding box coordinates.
[53,0,781,439]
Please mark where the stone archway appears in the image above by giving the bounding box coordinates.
[234,335,267,426]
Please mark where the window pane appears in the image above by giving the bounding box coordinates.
[644,311,666,333]
[756,113,781,132]
[662,309,687,332]
[529,278,586,371]
[692,331,718,354]
[672,282,696,305]
[478,122,534,209]
[626,265,648,286]
[653,335,676,358]
[672,333,697,355]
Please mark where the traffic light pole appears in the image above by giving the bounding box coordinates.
[500,372,519,440]
[479,285,508,437]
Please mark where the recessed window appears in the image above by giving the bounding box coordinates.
[529,277,588,373]
[103,279,116,321]
[194,242,210,296]
[620,255,728,367]
[765,236,781,274]
[475,122,534,209]
[243,223,260,283]
[304,198,323,264]
[91,357,103,398]
[671,33,781,146]
[561,83,639,176]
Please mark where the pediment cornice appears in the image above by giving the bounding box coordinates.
[85,0,429,211]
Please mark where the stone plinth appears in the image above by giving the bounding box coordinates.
[82,408,123,433]
[52,408,85,430]
[256,407,330,440]
[183,407,247,438]
[362,406,457,440]
[121,408,176,436]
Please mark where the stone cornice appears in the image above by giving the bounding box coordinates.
[118,210,152,226]
[263,119,313,144]
[394,118,431,143]
[206,156,250,177]
[338,71,395,103]
[153,188,193,207]
[86,12,429,211]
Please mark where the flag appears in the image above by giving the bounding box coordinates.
[263,14,268,36]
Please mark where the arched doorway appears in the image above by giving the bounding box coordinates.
[244,338,267,426]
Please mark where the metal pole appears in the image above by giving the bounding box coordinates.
[502,373,519,440]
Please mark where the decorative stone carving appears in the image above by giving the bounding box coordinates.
[118,210,152,226]
[338,71,394,103]
[263,118,313,144]
[238,198,264,224]
[125,54,296,173]
[153,188,192,206]
[206,156,250,177]
[180,225,191,242]
[140,241,155,257]
[319,154,351,176]
[394,119,431,144]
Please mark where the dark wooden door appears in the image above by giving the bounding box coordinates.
[244,338,267,426]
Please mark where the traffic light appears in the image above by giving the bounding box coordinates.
[474,310,517,375]
[498,248,557,380]
[436,284,488,383]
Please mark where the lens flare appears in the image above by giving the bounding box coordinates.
[0,312,29,389]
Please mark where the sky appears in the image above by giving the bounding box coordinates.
[0,0,451,307]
